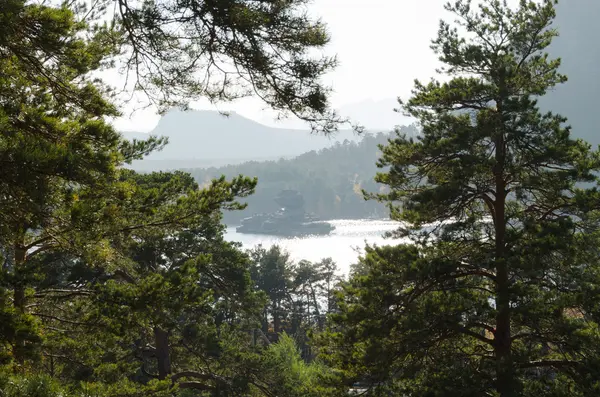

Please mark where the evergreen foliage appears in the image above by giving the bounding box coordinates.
[0,0,343,395]
[325,1,600,396]
[88,0,343,131]
[4,0,600,395]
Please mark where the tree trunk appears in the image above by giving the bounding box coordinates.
[12,241,27,367]
[495,255,514,396]
[494,98,515,397]
[326,279,332,314]
[273,300,280,333]
[309,284,323,331]
[153,327,171,380]
[261,311,268,333]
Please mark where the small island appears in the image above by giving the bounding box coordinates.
[236,190,335,237]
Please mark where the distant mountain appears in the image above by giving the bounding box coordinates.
[123,109,363,171]
[121,1,600,173]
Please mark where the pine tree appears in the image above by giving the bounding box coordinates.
[0,0,339,373]
[0,1,165,367]
[249,245,294,334]
[0,0,345,393]
[4,0,343,131]
[327,1,600,395]
[25,169,264,393]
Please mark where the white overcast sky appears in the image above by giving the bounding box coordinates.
[112,0,518,132]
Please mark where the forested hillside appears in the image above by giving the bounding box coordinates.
[186,127,418,224]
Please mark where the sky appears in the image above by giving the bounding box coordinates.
[111,0,518,132]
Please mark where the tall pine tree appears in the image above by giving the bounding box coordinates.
[0,0,164,367]
[33,170,262,394]
[327,1,600,396]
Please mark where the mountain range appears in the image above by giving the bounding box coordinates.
[124,0,600,172]
[123,109,368,171]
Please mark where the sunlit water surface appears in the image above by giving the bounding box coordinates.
[224,219,403,274]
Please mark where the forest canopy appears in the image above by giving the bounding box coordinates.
[3,0,600,396]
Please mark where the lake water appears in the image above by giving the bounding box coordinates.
[224,219,402,274]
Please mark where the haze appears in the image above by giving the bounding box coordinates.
[114,0,597,138]
[113,0,452,132]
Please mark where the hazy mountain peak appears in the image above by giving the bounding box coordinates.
[154,109,262,134]
[124,109,361,171]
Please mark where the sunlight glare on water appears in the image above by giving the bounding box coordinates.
[224,219,405,274]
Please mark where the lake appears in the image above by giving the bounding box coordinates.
[224,219,402,274]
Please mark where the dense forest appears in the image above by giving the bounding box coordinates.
[2,0,600,397]
[185,129,418,224]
